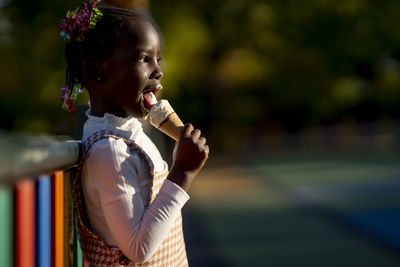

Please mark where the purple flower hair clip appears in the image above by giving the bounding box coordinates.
[59,0,103,42]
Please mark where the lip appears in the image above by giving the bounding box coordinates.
[142,84,163,95]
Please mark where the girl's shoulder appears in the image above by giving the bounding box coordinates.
[84,134,153,173]
[85,135,132,161]
[85,136,147,178]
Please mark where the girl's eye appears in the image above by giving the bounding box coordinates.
[137,56,161,64]
[139,56,149,63]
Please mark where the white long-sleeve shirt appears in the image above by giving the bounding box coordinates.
[81,110,189,263]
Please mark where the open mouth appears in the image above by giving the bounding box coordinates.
[141,84,162,112]
[143,91,158,110]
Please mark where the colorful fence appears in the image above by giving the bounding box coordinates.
[0,134,84,267]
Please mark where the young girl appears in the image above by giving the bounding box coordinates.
[60,1,209,266]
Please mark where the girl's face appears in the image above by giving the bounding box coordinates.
[100,19,163,118]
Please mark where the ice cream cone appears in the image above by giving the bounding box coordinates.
[157,112,184,141]
[149,99,184,141]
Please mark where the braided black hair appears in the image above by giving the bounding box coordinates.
[64,6,147,91]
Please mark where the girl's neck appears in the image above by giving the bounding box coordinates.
[89,98,128,118]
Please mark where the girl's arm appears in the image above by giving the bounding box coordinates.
[85,139,189,263]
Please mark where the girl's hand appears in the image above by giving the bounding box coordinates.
[167,124,209,192]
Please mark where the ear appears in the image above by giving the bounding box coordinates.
[82,57,104,83]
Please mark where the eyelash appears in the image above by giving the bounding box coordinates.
[138,56,162,64]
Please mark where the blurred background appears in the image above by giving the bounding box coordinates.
[1,0,400,266]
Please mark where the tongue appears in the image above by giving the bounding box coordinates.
[143,92,158,110]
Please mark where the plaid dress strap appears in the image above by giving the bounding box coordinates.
[72,130,133,266]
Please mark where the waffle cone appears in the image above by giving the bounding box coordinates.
[158,112,184,141]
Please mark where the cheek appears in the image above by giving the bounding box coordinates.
[140,67,149,85]
[133,66,149,86]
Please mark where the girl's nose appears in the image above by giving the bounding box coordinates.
[150,63,163,80]
[154,69,163,80]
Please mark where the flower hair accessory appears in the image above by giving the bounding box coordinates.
[59,0,102,114]
[59,0,103,42]
[60,84,84,114]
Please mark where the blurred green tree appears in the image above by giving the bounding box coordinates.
[1,0,400,150]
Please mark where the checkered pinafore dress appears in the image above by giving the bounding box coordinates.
[72,130,189,266]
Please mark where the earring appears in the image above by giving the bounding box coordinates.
[97,76,103,82]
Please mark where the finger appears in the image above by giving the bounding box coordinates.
[192,129,201,140]
[197,137,206,146]
[182,123,194,138]
[203,145,209,155]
